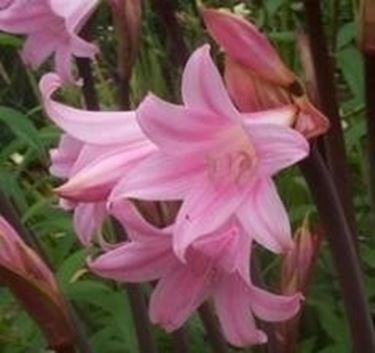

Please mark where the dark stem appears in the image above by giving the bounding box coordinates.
[300,147,375,353]
[149,0,189,68]
[302,0,359,248]
[76,58,100,111]
[53,344,77,353]
[171,328,189,353]
[125,284,158,353]
[364,52,375,210]
[198,303,228,353]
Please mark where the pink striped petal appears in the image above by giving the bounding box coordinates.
[173,179,245,261]
[137,93,220,153]
[90,242,175,282]
[249,285,302,322]
[109,151,205,203]
[213,275,267,347]
[73,202,106,246]
[244,122,309,176]
[49,134,83,178]
[110,200,171,242]
[202,8,295,86]
[242,105,297,127]
[236,177,293,254]
[56,141,154,201]
[181,44,240,122]
[149,263,212,332]
[295,96,330,139]
[224,57,289,112]
[39,73,147,145]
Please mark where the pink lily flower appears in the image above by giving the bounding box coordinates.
[41,73,156,244]
[0,0,99,82]
[110,45,309,259]
[202,8,329,139]
[90,201,302,347]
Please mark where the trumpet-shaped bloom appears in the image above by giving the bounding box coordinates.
[0,0,99,82]
[41,73,156,244]
[90,201,301,347]
[110,45,309,259]
[202,8,329,139]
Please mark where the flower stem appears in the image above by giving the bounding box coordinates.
[300,147,375,352]
[302,0,359,247]
[363,52,375,210]
[198,303,228,353]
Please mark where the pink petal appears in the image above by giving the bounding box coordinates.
[202,8,295,86]
[249,284,302,322]
[213,274,267,347]
[294,96,330,139]
[73,201,106,246]
[90,242,176,282]
[244,122,309,175]
[237,177,293,254]
[241,105,297,127]
[109,151,205,203]
[181,44,240,122]
[136,93,221,153]
[39,73,147,145]
[110,200,171,242]
[56,141,154,201]
[49,134,83,178]
[149,263,212,331]
[193,219,240,273]
[54,45,74,83]
[21,32,57,69]
[173,178,245,261]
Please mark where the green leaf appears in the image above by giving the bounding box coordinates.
[0,106,46,159]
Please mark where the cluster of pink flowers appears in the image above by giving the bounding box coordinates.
[1,4,329,348]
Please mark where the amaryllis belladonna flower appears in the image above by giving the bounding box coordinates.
[202,8,329,139]
[0,0,99,82]
[110,45,309,260]
[40,73,156,244]
[90,201,302,347]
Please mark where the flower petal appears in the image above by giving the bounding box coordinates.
[39,73,147,145]
[202,8,295,86]
[173,178,245,261]
[90,241,175,282]
[237,177,293,254]
[213,274,267,347]
[73,202,106,245]
[244,122,309,175]
[249,284,302,322]
[149,263,212,332]
[110,200,171,242]
[56,141,154,201]
[224,57,289,112]
[136,93,220,153]
[49,134,83,178]
[109,151,205,203]
[181,44,240,122]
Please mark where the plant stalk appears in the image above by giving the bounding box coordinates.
[300,147,375,352]
[363,52,375,210]
[198,303,228,353]
[302,0,359,248]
